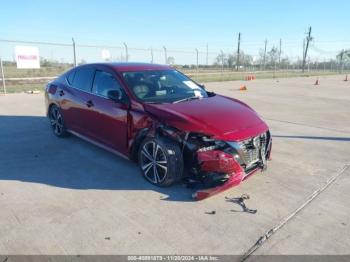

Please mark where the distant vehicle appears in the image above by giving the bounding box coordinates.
[45,63,272,200]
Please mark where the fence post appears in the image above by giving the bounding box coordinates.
[0,56,6,94]
[195,48,199,70]
[206,44,208,66]
[123,42,128,62]
[150,48,154,64]
[72,38,77,67]
[220,50,224,73]
[163,46,167,64]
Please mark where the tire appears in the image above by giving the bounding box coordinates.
[138,137,184,187]
[48,105,69,137]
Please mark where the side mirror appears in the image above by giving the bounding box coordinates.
[107,90,122,102]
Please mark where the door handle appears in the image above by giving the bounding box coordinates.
[58,90,64,96]
[86,100,94,108]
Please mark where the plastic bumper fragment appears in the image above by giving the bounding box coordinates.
[195,150,247,200]
[197,150,242,174]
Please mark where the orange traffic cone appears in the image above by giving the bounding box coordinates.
[239,85,247,91]
[344,75,348,82]
[314,79,319,85]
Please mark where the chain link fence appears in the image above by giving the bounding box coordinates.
[0,38,349,93]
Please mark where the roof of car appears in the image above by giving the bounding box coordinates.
[87,62,173,72]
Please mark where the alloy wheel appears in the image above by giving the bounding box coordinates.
[49,106,64,136]
[140,141,168,184]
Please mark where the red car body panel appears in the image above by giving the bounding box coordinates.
[45,63,271,200]
[143,95,269,141]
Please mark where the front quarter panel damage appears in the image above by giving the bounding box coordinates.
[128,107,272,201]
[192,132,272,201]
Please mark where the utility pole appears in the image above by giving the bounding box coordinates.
[279,38,282,69]
[263,39,267,71]
[123,42,128,62]
[206,43,208,66]
[72,38,77,67]
[195,48,199,70]
[163,46,167,64]
[302,26,312,73]
[236,32,241,71]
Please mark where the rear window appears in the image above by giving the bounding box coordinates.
[67,70,76,85]
[72,67,95,92]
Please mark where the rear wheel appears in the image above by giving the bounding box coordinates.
[138,137,183,187]
[49,105,68,137]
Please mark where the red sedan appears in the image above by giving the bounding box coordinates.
[45,63,271,200]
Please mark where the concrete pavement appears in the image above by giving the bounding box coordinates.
[0,75,349,256]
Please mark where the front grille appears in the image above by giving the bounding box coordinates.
[238,133,268,168]
[226,131,270,173]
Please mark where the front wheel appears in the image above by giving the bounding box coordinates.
[138,137,183,187]
[48,105,68,137]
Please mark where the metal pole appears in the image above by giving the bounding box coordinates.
[195,48,199,70]
[263,39,267,71]
[72,38,77,67]
[236,32,241,71]
[163,46,167,64]
[123,42,128,62]
[0,56,6,94]
[279,38,282,69]
[150,48,154,63]
[220,50,224,72]
[339,49,344,73]
[206,43,208,66]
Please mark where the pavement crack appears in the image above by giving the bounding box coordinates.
[240,163,350,262]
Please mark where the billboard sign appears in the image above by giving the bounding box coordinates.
[15,46,40,69]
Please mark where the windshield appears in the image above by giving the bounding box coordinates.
[122,70,208,103]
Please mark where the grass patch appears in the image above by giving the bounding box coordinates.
[189,70,341,83]
[1,68,346,94]
[2,83,45,94]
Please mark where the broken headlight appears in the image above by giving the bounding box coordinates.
[197,139,226,152]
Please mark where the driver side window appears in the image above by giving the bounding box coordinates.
[92,70,123,98]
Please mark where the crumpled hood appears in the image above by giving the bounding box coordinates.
[143,95,268,141]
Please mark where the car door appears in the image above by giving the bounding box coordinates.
[59,66,96,137]
[86,69,129,155]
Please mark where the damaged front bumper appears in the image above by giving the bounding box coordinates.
[193,132,272,200]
